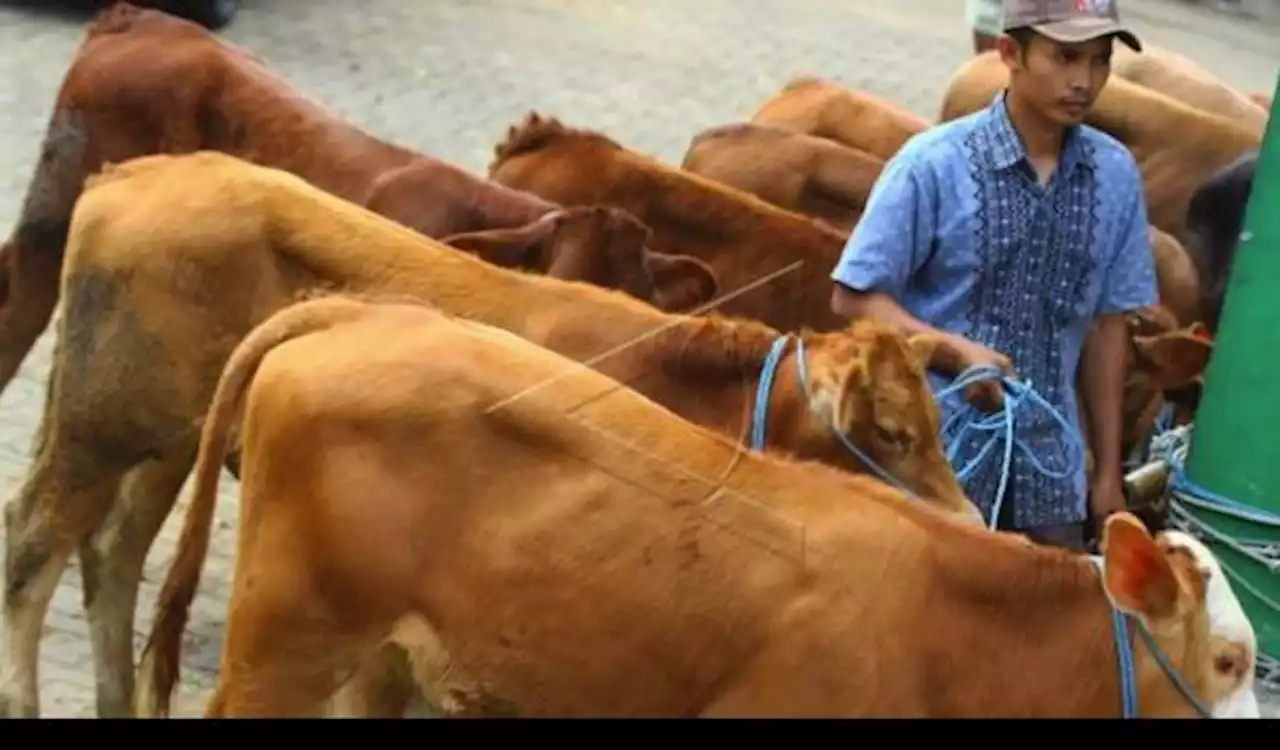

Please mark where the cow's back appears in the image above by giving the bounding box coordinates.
[1112,46,1268,136]
[242,302,906,715]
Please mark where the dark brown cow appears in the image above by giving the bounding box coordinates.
[487,112,855,333]
[0,151,977,720]
[749,76,929,161]
[680,122,883,233]
[138,294,1260,717]
[0,1,714,399]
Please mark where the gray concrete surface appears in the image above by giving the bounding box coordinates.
[0,0,1275,719]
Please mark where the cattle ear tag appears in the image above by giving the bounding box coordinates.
[1100,512,1180,621]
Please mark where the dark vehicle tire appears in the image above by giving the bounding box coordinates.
[164,0,240,29]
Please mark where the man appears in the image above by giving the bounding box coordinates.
[829,0,1158,550]
[967,0,1005,53]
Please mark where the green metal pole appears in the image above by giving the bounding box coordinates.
[1182,74,1280,674]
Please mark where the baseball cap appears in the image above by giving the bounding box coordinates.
[1002,0,1142,52]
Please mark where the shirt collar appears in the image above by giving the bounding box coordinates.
[982,90,1090,178]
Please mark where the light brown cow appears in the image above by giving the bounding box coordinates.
[1149,227,1201,326]
[0,1,714,401]
[750,76,929,161]
[139,294,1261,717]
[938,51,1260,237]
[679,122,884,232]
[1111,45,1269,136]
[487,112,856,333]
[0,151,977,720]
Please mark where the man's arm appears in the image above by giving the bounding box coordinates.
[829,144,1013,382]
[829,143,951,340]
[1083,168,1160,489]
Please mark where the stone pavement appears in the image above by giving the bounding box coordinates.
[0,0,1275,719]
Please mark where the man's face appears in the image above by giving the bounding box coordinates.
[998,32,1114,126]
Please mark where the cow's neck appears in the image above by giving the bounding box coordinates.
[928,534,1203,716]
[640,153,847,261]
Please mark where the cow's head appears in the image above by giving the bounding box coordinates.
[1121,308,1213,456]
[443,206,717,312]
[1100,513,1259,717]
[796,320,982,523]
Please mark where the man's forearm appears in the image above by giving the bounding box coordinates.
[832,287,950,339]
[832,287,973,374]
[1082,315,1129,479]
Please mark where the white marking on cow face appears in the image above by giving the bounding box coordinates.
[1161,530,1261,719]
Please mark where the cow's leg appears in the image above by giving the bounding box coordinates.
[79,448,198,718]
[0,110,93,397]
[206,614,364,718]
[1,453,123,718]
[207,519,369,718]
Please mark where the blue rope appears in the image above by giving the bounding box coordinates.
[750,335,917,497]
[1089,556,1141,717]
[1161,436,1280,530]
[751,335,1084,525]
[932,365,1085,530]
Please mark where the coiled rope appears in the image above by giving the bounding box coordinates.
[931,364,1086,530]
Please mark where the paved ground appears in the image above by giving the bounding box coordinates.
[0,0,1275,719]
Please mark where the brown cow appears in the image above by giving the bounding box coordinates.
[938,51,1260,237]
[0,1,714,400]
[487,112,855,333]
[0,151,978,720]
[138,294,1261,717]
[440,207,715,312]
[750,76,929,161]
[1149,227,1201,326]
[1111,45,1269,136]
[1115,306,1212,469]
[679,123,884,232]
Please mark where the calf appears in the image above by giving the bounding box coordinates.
[1111,45,1269,136]
[487,112,854,332]
[749,76,929,161]
[1183,150,1258,334]
[141,294,1259,717]
[0,151,977,720]
[0,1,711,400]
[938,51,1260,238]
[680,122,883,233]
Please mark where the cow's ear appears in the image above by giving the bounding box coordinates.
[442,213,560,269]
[1100,512,1180,622]
[1132,332,1213,391]
[649,253,718,312]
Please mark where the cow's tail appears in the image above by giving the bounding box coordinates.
[135,293,376,717]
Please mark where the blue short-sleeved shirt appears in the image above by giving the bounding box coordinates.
[830,91,1158,529]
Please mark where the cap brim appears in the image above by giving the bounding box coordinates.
[1032,17,1142,52]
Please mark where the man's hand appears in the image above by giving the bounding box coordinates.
[948,337,1015,412]
[1090,472,1128,522]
